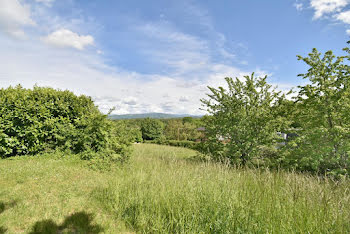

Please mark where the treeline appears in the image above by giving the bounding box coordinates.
[113,117,204,149]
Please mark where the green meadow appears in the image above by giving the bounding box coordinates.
[0,144,349,233]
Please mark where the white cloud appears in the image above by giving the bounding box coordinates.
[0,0,35,38]
[1,31,271,115]
[294,3,304,11]
[43,29,94,50]
[183,1,213,30]
[0,0,280,115]
[179,96,190,102]
[136,23,209,76]
[306,0,350,34]
[216,33,236,59]
[123,97,138,106]
[219,48,236,59]
[310,0,349,19]
[336,10,350,23]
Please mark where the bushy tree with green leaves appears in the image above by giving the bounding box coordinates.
[164,119,201,141]
[283,47,350,176]
[0,85,131,163]
[114,120,143,143]
[140,118,164,140]
[200,73,285,165]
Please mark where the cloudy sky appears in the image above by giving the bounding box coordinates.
[0,0,349,115]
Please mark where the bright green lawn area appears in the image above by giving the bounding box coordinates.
[0,144,349,233]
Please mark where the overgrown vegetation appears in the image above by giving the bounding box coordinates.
[114,116,204,149]
[140,118,165,140]
[1,144,349,233]
[0,86,132,166]
[282,48,350,177]
[199,45,350,177]
[200,73,285,165]
[99,144,350,233]
[1,42,350,232]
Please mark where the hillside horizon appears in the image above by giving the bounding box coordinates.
[108,112,203,120]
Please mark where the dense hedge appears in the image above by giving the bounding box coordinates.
[0,85,131,162]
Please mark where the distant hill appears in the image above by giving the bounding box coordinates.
[108,112,202,120]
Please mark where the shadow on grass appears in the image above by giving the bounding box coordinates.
[29,211,103,234]
[0,201,17,215]
[0,226,6,234]
[0,200,17,233]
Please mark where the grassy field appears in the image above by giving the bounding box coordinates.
[0,144,349,233]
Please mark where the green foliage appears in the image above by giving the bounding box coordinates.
[0,85,131,164]
[95,144,350,233]
[132,128,143,143]
[144,139,199,150]
[0,144,349,233]
[112,120,143,143]
[281,47,350,177]
[140,118,164,140]
[164,119,201,141]
[117,117,204,145]
[200,73,285,165]
[182,116,194,124]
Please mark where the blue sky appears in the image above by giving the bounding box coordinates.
[0,0,350,114]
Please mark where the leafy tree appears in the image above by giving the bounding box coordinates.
[140,118,164,140]
[182,117,194,124]
[119,120,143,143]
[164,119,183,140]
[200,73,285,165]
[164,119,200,141]
[182,122,201,141]
[284,47,350,176]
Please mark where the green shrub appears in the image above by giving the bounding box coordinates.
[0,85,131,163]
[112,120,143,143]
[164,119,201,141]
[140,118,164,140]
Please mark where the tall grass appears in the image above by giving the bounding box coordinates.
[96,144,350,233]
[0,144,349,233]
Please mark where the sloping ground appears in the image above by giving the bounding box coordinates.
[0,144,349,233]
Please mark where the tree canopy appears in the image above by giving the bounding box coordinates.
[200,73,285,165]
